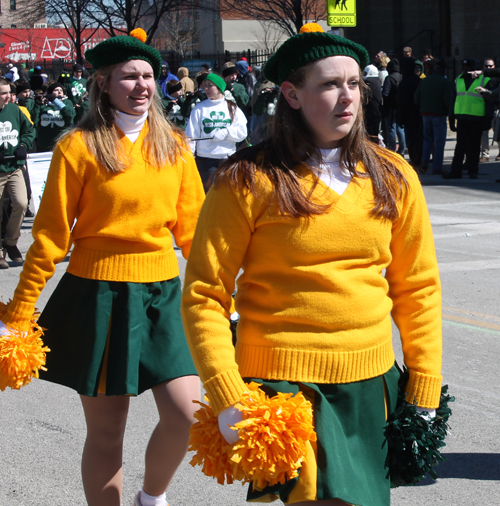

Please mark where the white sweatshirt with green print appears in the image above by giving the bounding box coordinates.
[185,97,247,159]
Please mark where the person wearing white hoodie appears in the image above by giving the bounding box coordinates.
[185,73,247,192]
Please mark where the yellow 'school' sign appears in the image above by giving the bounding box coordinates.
[327,0,357,27]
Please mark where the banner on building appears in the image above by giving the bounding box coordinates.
[0,28,109,63]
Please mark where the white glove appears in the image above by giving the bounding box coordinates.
[212,128,228,141]
[218,405,244,444]
[415,406,436,422]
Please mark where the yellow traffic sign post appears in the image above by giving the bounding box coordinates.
[327,0,357,27]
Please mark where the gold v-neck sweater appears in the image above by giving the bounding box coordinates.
[3,123,205,331]
[182,160,442,413]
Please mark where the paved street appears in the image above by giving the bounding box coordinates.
[1,132,499,505]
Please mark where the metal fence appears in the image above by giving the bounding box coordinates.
[159,49,274,76]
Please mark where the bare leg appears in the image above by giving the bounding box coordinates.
[143,375,200,496]
[80,394,130,506]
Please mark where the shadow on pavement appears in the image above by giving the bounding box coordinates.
[415,452,500,485]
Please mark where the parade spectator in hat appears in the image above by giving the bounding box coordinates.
[33,81,76,152]
[222,63,250,114]
[185,72,247,191]
[65,63,88,106]
[444,58,492,179]
[162,79,186,130]
[176,66,194,96]
[363,64,383,141]
[159,62,179,98]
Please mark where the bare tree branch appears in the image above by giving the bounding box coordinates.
[45,0,102,63]
[9,0,47,28]
[84,0,211,44]
[220,0,326,37]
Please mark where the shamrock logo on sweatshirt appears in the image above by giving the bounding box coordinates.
[40,109,65,128]
[71,81,86,97]
[0,121,19,149]
[202,111,231,133]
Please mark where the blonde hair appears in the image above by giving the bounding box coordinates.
[61,63,186,172]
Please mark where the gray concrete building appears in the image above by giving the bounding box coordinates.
[345,0,500,73]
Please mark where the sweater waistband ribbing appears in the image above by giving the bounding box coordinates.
[236,336,395,385]
[67,245,180,283]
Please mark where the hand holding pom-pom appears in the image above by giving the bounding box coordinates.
[189,382,317,489]
[0,302,50,391]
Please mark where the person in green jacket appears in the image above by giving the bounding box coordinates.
[74,77,92,125]
[16,81,36,122]
[34,82,76,152]
[0,76,36,268]
[222,65,250,115]
[64,63,88,106]
[162,80,186,130]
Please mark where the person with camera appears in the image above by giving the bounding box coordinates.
[33,81,76,152]
[0,77,36,268]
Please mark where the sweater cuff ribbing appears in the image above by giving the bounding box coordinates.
[203,368,249,416]
[404,369,443,409]
[2,299,36,332]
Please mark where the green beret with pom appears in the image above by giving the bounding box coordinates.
[85,28,162,80]
[264,23,370,85]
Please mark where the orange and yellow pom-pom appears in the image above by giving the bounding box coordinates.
[188,382,316,489]
[129,28,147,43]
[299,23,324,34]
[0,301,50,391]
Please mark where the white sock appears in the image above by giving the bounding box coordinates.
[139,489,168,506]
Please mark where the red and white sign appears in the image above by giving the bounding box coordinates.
[0,28,110,63]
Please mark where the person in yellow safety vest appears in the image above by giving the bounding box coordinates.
[443,58,493,179]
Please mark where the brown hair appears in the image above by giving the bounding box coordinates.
[59,63,186,172]
[214,58,408,220]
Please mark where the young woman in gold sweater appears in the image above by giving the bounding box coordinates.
[182,24,442,506]
[0,31,205,506]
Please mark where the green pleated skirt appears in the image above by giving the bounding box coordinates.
[246,364,401,506]
[38,272,197,396]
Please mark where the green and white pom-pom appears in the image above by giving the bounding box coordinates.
[384,365,454,488]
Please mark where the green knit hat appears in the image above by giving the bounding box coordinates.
[264,23,370,85]
[204,73,227,93]
[85,29,162,80]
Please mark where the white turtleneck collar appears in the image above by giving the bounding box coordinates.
[311,148,352,196]
[209,97,225,104]
[113,109,148,143]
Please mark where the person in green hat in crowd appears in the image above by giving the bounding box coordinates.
[0,28,205,506]
[185,72,247,191]
[33,81,76,152]
[181,23,445,506]
[64,63,88,106]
